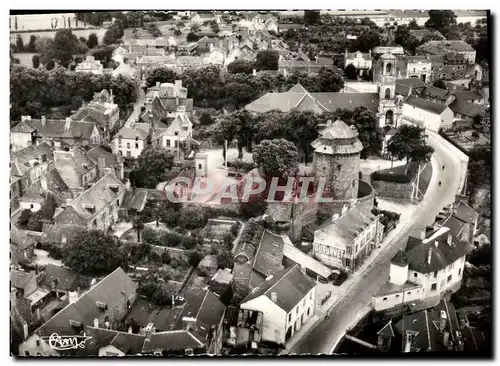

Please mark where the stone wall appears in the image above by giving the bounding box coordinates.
[372,180,413,200]
[313,152,360,201]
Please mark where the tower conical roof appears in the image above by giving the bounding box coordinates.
[319,119,358,139]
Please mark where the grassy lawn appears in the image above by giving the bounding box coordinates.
[417,162,433,196]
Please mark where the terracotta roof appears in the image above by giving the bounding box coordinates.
[87,146,120,167]
[116,123,150,140]
[43,224,86,244]
[405,96,449,115]
[11,142,54,165]
[85,326,145,355]
[245,87,379,114]
[10,161,30,178]
[125,297,183,331]
[36,267,137,337]
[417,40,475,54]
[121,189,148,212]
[242,265,316,312]
[377,320,395,337]
[38,265,79,292]
[42,169,71,202]
[10,226,36,250]
[22,119,97,140]
[449,100,486,117]
[283,242,332,279]
[64,172,125,221]
[54,148,96,189]
[393,298,464,352]
[374,280,421,297]
[19,192,44,203]
[252,230,285,278]
[390,250,408,267]
[454,201,479,226]
[11,120,37,133]
[404,227,470,274]
[421,85,450,101]
[453,91,483,102]
[10,270,36,291]
[142,331,204,353]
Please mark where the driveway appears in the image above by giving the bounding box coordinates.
[285,131,467,355]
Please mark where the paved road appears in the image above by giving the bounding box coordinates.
[125,89,145,127]
[288,131,466,355]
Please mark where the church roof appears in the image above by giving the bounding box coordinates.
[319,119,359,139]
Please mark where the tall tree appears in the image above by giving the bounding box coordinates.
[130,146,174,188]
[252,139,299,178]
[27,35,37,52]
[32,55,40,69]
[227,59,255,75]
[387,125,434,164]
[408,19,420,30]
[303,10,321,25]
[146,67,178,87]
[87,33,99,49]
[218,110,256,157]
[344,63,358,80]
[62,229,128,276]
[425,10,457,32]
[317,67,345,92]
[255,50,279,71]
[394,25,420,53]
[15,35,24,52]
[355,31,381,53]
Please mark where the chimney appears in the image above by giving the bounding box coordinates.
[434,240,439,248]
[341,205,348,215]
[443,331,450,347]
[41,116,46,126]
[403,331,412,353]
[447,234,452,246]
[427,246,432,265]
[97,155,106,177]
[270,292,277,303]
[252,68,257,76]
[332,213,339,222]
[93,318,99,328]
[156,82,160,89]
[65,117,71,131]
[439,310,447,331]
[420,231,426,240]
[36,307,41,321]
[172,295,175,308]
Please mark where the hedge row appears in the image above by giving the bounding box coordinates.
[226,160,255,172]
[372,171,412,183]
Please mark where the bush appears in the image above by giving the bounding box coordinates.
[372,171,412,183]
[188,250,204,267]
[161,251,171,264]
[226,160,255,172]
[180,205,207,230]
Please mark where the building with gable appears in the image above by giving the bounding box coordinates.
[142,80,194,122]
[245,83,380,115]
[240,264,317,345]
[416,40,476,65]
[53,148,98,197]
[10,116,102,152]
[376,298,486,352]
[313,203,383,271]
[19,267,137,357]
[52,172,126,232]
[75,56,104,75]
[113,122,151,159]
[71,90,120,141]
[344,50,373,75]
[372,224,472,312]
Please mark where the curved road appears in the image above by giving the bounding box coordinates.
[288,131,466,355]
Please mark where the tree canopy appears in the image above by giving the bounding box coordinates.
[387,125,435,163]
[344,64,358,80]
[227,59,255,75]
[130,146,175,188]
[146,67,178,87]
[255,50,279,71]
[252,139,299,178]
[303,10,321,25]
[62,229,128,276]
[425,10,457,32]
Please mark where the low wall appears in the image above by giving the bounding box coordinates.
[372,180,413,200]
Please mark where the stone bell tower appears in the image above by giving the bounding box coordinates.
[377,52,403,128]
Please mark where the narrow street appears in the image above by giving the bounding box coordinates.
[287,131,466,355]
[124,89,146,127]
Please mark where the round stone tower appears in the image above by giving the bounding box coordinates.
[311,119,363,201]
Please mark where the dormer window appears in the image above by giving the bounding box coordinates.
[69,319,82,328]
[84,204,95,214]
[174,131,179,136]
[82,164,88,170]
[96,301,108,309]
[108,184,119,194]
